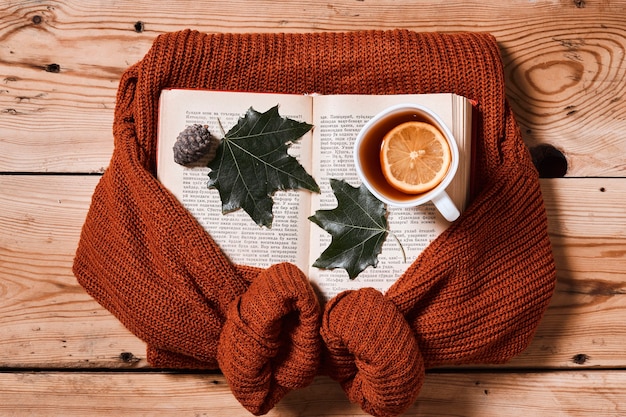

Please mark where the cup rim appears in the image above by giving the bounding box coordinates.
[353,103,460,208]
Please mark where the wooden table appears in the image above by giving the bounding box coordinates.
[2,1,626,415]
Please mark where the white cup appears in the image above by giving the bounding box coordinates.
[353,103,460,222]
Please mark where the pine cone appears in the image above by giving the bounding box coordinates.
[173,124,219,166]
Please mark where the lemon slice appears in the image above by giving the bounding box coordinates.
[379,121,452,194]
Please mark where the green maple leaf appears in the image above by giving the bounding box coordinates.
[309,179,388,279]
[207,105,320,228]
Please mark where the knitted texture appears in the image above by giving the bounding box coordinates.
[73,29,556,417]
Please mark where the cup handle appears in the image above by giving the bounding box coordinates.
[431,192,460,222]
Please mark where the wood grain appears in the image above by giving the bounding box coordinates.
[1,176,625,369]
[0,175,147,368]
[1,372,625,416]
[1,0,625,175]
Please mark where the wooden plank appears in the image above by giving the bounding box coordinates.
[1,371,625,416]
[1,175,625,370]
[507,178,626,368]
[1,1,625,175]
[0,175,147,368]
[514,177,626,368]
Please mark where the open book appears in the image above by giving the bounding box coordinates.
[157,90,473,301]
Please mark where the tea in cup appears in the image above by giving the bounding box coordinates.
[354,103,460,222]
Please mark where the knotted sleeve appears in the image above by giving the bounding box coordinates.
[73,31,327,413]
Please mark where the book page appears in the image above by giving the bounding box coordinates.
[309,94,472,301]
[157,90,314,270]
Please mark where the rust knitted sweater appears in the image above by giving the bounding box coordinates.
[73,29,556,417]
